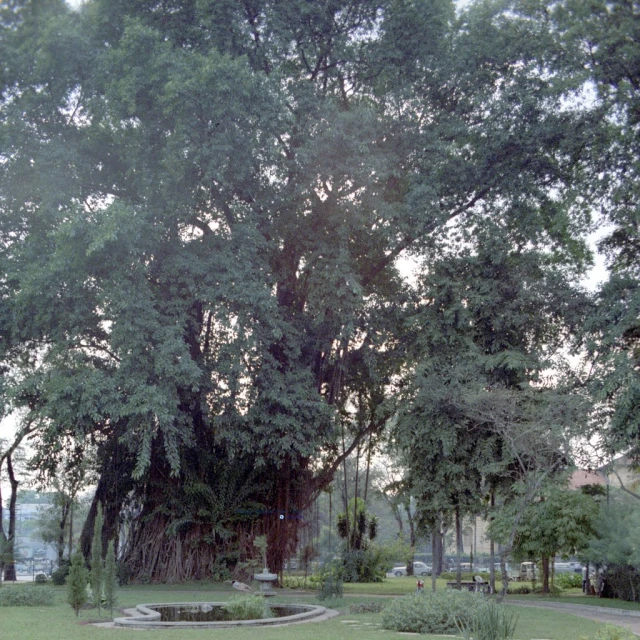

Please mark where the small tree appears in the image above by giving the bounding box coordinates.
[103,540,117,617]
[90,504,103,612]
[67,551,88,616]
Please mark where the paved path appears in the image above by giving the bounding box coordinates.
[508,599,640,636]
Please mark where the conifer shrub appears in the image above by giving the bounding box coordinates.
[381,590,488,635]
[67,552,89,616]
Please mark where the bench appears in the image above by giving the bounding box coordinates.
[446,576,492,594]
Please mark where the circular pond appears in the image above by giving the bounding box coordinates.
[113,602,328,629]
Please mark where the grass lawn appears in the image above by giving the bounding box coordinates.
[0,580,633,640]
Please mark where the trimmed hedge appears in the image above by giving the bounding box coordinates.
[0,585,55,607]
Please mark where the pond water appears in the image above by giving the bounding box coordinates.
[153,604,300,622]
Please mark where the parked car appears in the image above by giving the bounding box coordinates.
[389,561,432,577]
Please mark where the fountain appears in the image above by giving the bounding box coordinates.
[252,535,277,595]
[112,536,339,629]
[113,601,331,629]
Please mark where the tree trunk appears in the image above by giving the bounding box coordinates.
[455,506,462,589]
[542,555,550,593]
[57,499,70,564]
[489,491,496,593]
[3,454,18,582]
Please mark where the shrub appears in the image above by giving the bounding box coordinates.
[457,601,518,640]
[281,574,321,589]
[532,584,563,595]
[381,590,488,635]
[34,573,48,584]
[349,601,385,614]
[0,585,55,606]
[602,565,640,602]
[340,547,387,583]
[555,572,582,589]
[506,585,531,595]
[51,562,70,586]
[317,571,344,601]
[67,551,89,616]
[223,595,272,620]
[580,625,637,640]
[116,561,132,586]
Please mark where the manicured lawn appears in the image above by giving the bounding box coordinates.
[0,580,633,640]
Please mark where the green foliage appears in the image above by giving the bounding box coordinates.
[0,585,54,607]
[580,625,637,640]
[34,573,48,584]
[66,552,88,616]
[281,574,321,589]
[602,565,640,603]
[316,567,344,601]
[555,572,583,589]
[339,547,388,583]
[90,504,103,611]
[586,500,640,569]
[223,595,272,620]
[349,601,385,614]
[456,601,518,640]
[103,540,117,616]
[506,585,532,595]
[51,563,70,586]
[0,0,622,584]
[381,590,489,635]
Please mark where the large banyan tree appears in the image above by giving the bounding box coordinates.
[0,0,601,580]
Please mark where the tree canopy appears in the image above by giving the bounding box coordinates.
[0,0,630,579]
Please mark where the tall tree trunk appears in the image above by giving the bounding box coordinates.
[542,555,550,593]
[405,500,415,576]
[431,530,438,592]
[341,422,350,551]
[0,472,5,583]
[3,454,18,582]
[489,491,496,593]
[68,503,74,559]
[363,432,373,502]
[57,499,70,564]
[455,506,462,589]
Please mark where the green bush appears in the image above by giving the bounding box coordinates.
[602,565,640,602]
[506,585,531,595]
[580,624,637,640]
[532,584,563,595]
[457,601,518,640]
[340,547,388,583]
[223,595,272,620]
[381,590,488,635]
[555,572,582,589]
[51,563,70,586]
[349,601,385,614]
[34,573,48,584]
[281,574,321,589]
[316,567,344,601]
[0,585,55,606]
